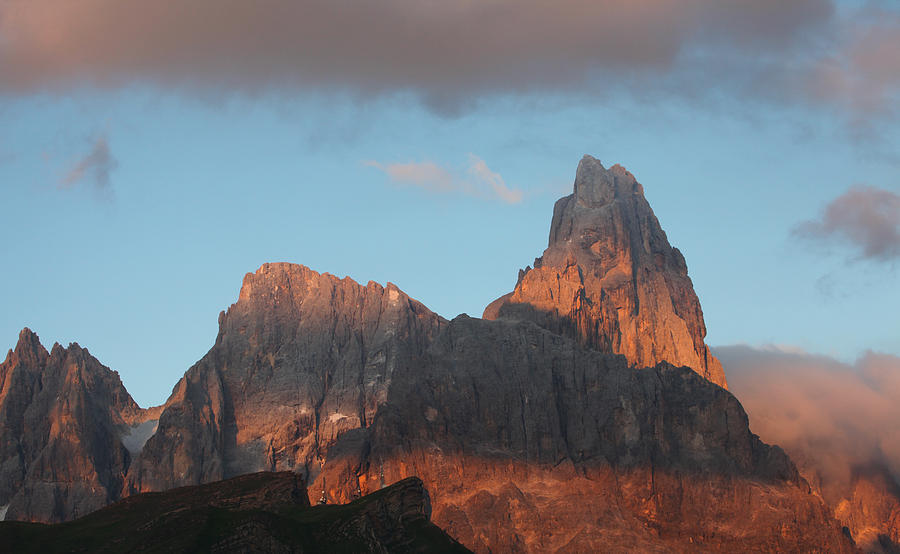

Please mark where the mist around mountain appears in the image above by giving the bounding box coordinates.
[723,346,900,552]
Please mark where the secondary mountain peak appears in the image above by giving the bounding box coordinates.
[0,331,155,523]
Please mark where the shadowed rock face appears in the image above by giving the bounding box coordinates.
[0,329,159,523]
[0,472,471,553]
[484,155,726,388]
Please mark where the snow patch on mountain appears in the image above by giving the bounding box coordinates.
[121,420,159,454]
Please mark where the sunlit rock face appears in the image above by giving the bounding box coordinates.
[777,458,900,553]
[484,155,727,388]
[830,467,900,553]
[0,329,159,523]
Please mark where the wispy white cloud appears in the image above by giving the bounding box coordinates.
[366,155,523,204]
[466,154,522,204]
[364,160,456,194]
[60,134,117,194]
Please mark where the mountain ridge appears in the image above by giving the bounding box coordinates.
[0,155,865,551]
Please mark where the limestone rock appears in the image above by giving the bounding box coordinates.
[484,155,727,388]
[334,315,851,552]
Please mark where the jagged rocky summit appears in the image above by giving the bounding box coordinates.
[485,155,726,388]
[0,328,161,523]
[0,156,861,552]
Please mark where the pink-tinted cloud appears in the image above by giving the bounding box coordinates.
[366,155,522,204]
[60,134,117,193]
[365,160,456,194]
[0,0,844,114]
[793,185,900,262]
[719,345,900,496]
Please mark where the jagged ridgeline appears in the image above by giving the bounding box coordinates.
[0,156,855,552]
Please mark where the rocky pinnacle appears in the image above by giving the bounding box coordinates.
[485,155,727,388]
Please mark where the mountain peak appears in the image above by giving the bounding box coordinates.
[16,327,39,347]
[12,327,48,367]
[573,155,643,210]
[487,155,727,388]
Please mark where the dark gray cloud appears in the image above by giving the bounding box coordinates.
[794,185,900,262]
[5,0,887,118]
[719,345,900,495]
[60,134,117,193]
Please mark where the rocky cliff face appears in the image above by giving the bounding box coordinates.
[317,315,850,552]
[0,329,159,523]
[484,155,726,388]
[125,263,445,494]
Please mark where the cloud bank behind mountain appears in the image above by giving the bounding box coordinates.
[720,345,900,497]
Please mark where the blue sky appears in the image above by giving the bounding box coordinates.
[2,0,899,407]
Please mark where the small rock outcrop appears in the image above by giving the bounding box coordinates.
[484,155,727,388]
